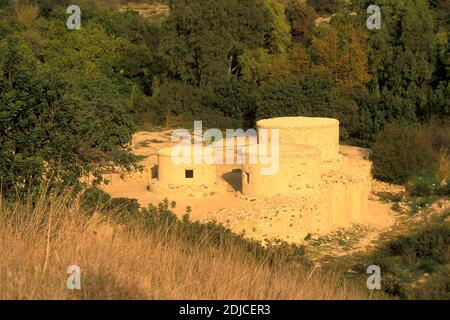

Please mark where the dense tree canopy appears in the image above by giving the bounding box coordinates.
[159,0,290,86]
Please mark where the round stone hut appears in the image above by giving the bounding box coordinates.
[257,117,340,162]
[157,146,216,187]
[241,144,322,197]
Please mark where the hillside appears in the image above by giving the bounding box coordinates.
[0,190,378,300]
[0,0,448,302]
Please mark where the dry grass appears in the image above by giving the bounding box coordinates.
[0,190,377,300]
[437,150,450,181]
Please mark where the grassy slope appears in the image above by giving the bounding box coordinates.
[0,191,378,300]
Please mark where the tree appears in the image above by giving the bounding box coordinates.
[309,22,371,90]
[371,122,439,183]
[355,0,437,123]
[159,0,290,86]
[210,79,258,128]
[239,48,296,83]
[240,17,370,90]
[286,0,317,44]
[263,0,291,54]
[0,31,136,197]
[307,0,344,14]
[255,77,359,140]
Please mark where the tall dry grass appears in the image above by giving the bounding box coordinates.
[0,190,377,300]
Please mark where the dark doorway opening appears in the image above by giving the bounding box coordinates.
[151,165,159,179]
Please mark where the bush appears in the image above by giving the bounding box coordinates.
[80,187,112,211]
[371,122,439,184]
[384,224,450,265]
[407,174,443,197]
[366,223,450,299]
[406,268,450,300]
[108,198,141,222]
[423,119,450,155]
[210,79,258,129]
[81,188,142,222]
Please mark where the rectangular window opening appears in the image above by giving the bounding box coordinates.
[245,172,250,184]
[185,169,194,179]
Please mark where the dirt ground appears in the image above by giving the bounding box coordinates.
[101,130,399,250]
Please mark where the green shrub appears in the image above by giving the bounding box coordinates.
[366,223,450,299]
[385,224,450,264]
[405,268,450,300]
[108,198,141,223]
[423,119,450,155]
[80,188,141,222]
[409,196,440,215]
[80,194,311,268]
[80,187,112,211]
[371,122,439,184]
[407,174,443,197]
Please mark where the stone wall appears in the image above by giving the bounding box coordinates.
[257,117,340,162]
[241,144,322,197]
[157,147,216,187]
[244,117,372,230]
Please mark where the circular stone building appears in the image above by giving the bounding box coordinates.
[211,135,258,165]
[241,144,322,197]
[257,117,340,162]
[157,146,216,187]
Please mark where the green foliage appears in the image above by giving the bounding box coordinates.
[371,119,450,184]
[307,0,344,14]
[355,0,438,123]
[141,199,310,267]
[255,77,360,140]
[366,223,450,299]
[0,8,140,197]
[406,268,450,300]
[159,0,290,86]
[0,0,9,9]
[385,225,450,264]
[148,80,239,128]
[263,0,291,54]
[430,0,450,32]
[286,0,317,44]
[407,174,445,197]
[371,122,439,184]
[1,0,449,195]
[36,0,69,17]
[410,196,441,215]
[81,187,112,210]
[210,79,258,128]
